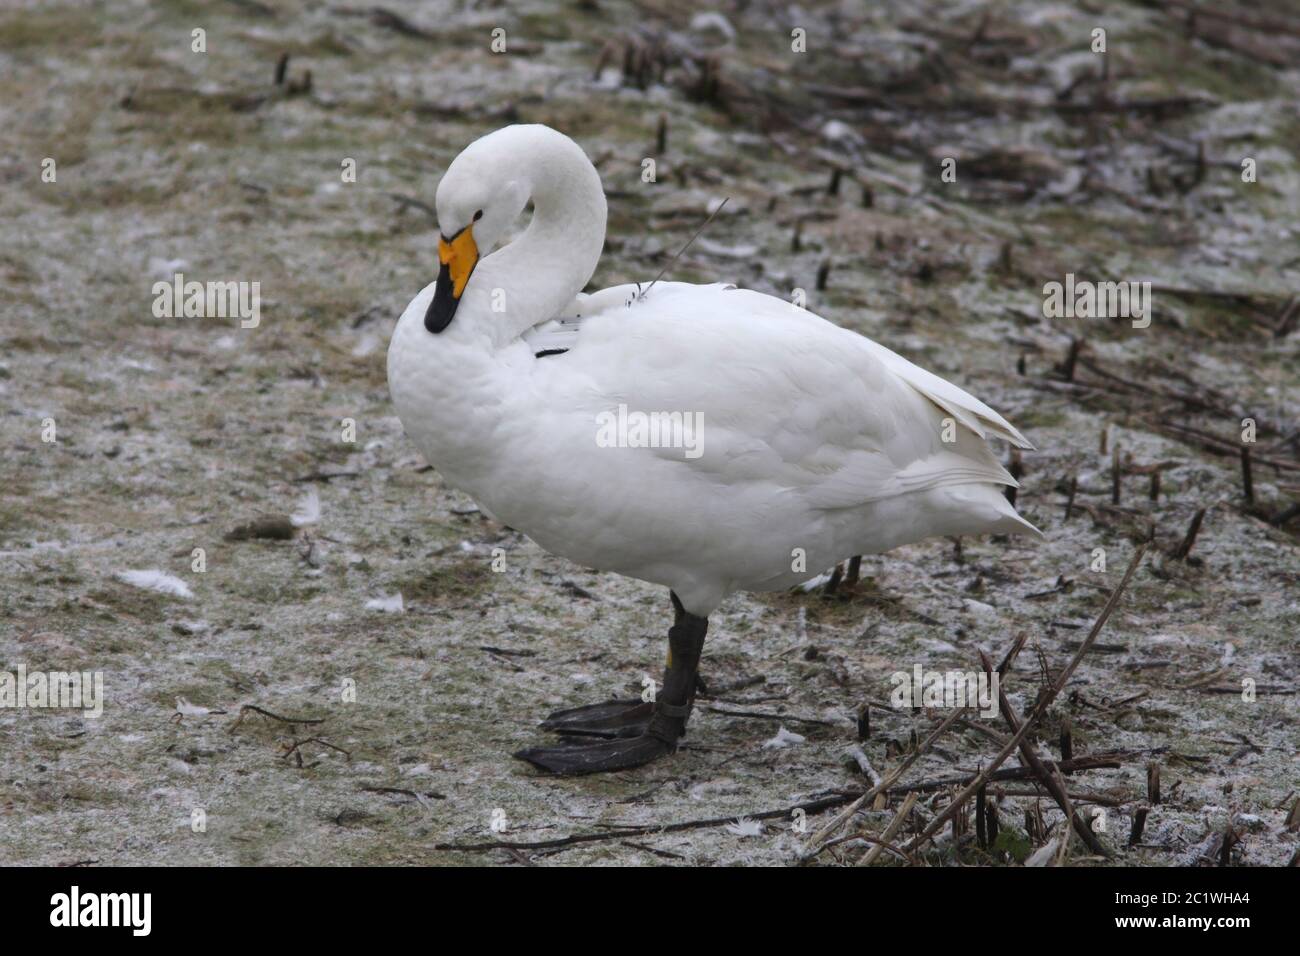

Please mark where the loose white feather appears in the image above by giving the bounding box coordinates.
[118,569,192,599]
[365,593,404,613]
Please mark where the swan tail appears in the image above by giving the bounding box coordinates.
[937,483,1045,541]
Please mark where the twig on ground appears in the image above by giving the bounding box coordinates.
[230,704,327,730]
[281,736,351,761]
[704,705,837,727]
[431,790,855,853]
[361,785,446,801]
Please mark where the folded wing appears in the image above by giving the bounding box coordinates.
[524,281,1029,516]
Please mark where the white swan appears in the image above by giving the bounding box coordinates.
[387,124,1040,774]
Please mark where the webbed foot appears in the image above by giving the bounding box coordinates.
[513,591,708,777]
[539,698,653,739]
[514,731,673,775]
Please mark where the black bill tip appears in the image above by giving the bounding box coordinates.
[425,261,458,333]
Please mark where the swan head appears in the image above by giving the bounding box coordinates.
[426,132,531,333]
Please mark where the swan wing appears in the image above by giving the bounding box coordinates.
[852,334,1033,449]
[522,282,738,355]
[532,282,1026,513]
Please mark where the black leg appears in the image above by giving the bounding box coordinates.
[822,561,843,596]
[647,591,706,743]
[845,555,862,586]
[824,556,863,595]
[514,591,708,775]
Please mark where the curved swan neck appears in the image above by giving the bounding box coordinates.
[463,127,607,348]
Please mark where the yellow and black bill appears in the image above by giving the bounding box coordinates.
[425,224,479,333]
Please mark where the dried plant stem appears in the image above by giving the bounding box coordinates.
[903,545,1146,856]
[800,706,969,858]
[857,792,918,866]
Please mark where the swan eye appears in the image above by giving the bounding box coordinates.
[473,209,483,222]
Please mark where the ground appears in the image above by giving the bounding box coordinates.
[1,0,1297,866]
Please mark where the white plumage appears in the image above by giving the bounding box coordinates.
[388,124,1039,619]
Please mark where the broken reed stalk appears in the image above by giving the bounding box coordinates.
[1219,822,1238,866]
[1111,445,1121,504]
[857,792,917,866]
[801,706,970,858]
[1064,473,1078,521]
[827,167,842,196]
[1194,142,1206,187]
[984,792,1000,844]
[979,648,1111,857]
[1063,338,1080,382]
[951,795,968,842]
[903,545,1147,856]
[1147,762,1161,804]
[1050,762,1076,865]
[1172,508,1206,560]
[1129,806,1150,846]
[995,630,1029,677]
[1026,804,1044,843]
[1240,446,1254,502]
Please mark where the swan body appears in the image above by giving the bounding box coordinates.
[386,125,1040,773]
[388,125,1038,617]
